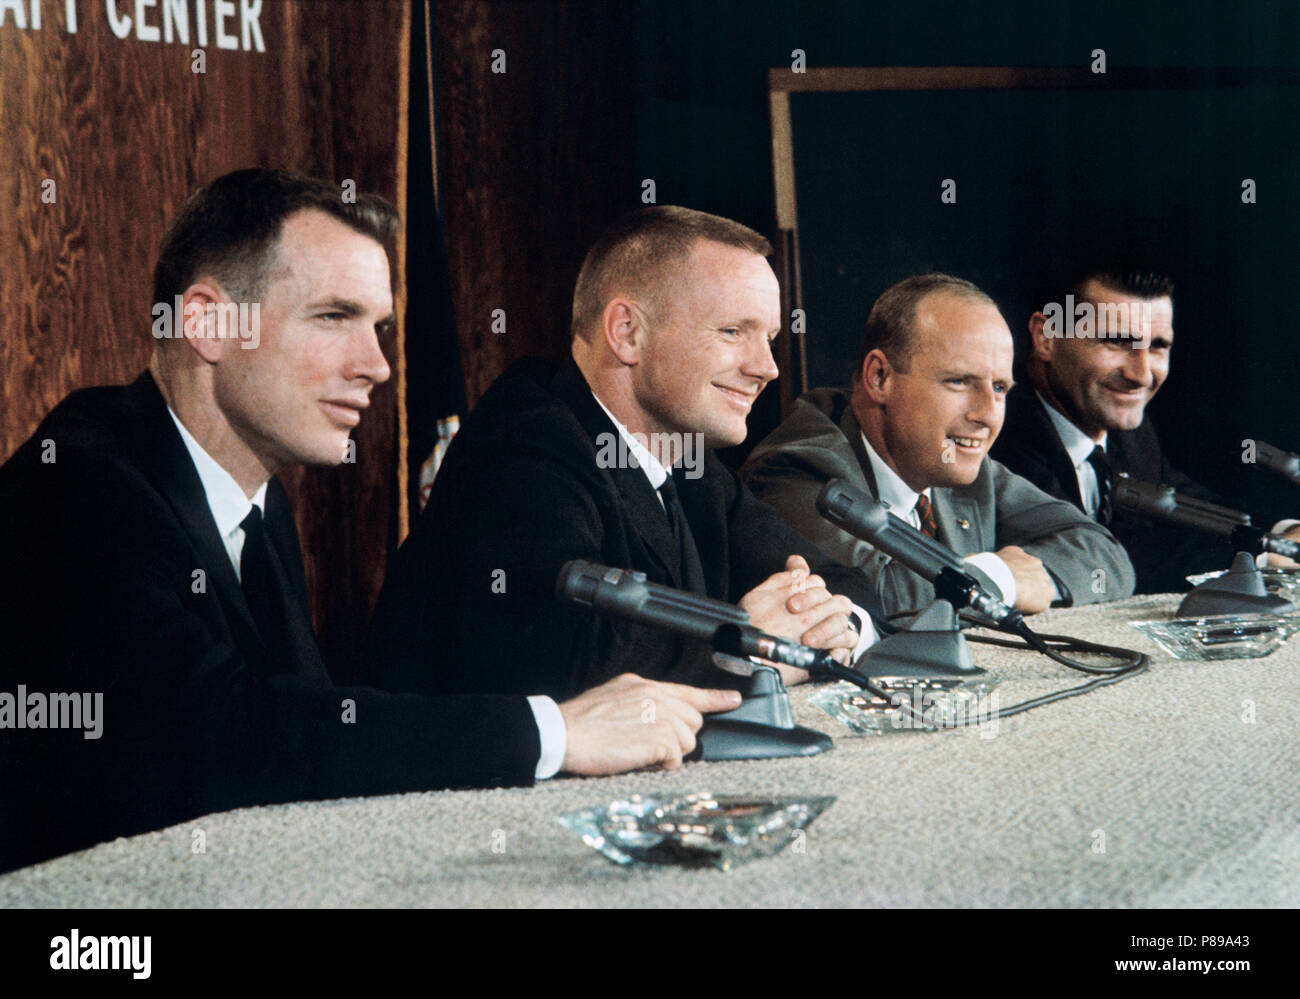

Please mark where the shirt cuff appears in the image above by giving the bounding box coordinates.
[527,695,566,780]
[849,602,879,664]
[963,552,1017,607]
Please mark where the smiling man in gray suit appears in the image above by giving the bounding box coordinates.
[742,274,1135,620]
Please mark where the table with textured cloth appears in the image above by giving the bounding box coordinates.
[2,594,1297,908]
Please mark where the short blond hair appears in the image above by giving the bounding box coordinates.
[570,205,772,339]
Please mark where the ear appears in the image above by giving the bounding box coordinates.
[859,349,893,404]
[600,297,647,366]
[178,282,231,365]
[1027,311,1055,364]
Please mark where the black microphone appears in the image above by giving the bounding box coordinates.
[1254,441,1300,489]
[815,479,1023,626]
[1113,475,1300,560]
[556,560,828,672]
[1112,475,1248,531]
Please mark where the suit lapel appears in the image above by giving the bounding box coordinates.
[259,483,327,676]
[932,492,985,555]
[838,404,882,499]
[551,361,687,588]
[1017,388,1085,509]
[998,382,1081,507]
[613,464,685,589]
[841,403,986,552]
[122,373,310,673]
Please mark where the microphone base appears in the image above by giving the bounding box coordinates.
[1178,551,1296,617]
[695,718,833,761]
[863,600,988,682]
[693,665,833,761]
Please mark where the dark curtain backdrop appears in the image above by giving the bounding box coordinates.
[428,0,1300,523]
[405,0,467,528]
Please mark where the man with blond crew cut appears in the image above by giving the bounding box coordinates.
[365,206,888,700]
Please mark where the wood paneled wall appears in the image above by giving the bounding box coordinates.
[0,0,409,680]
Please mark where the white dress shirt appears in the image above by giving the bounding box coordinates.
[860,432,1019,605]
[593,394,879,660]
[166,408,566,780]
[592,396,671,496]
[166,408,267,576]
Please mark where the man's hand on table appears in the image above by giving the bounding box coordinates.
[558,674,742,776]
[995,544,1056,613]
[739,554,858,684]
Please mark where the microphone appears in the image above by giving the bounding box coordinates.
[1254,441,1300,489]
[1113,475,1300,560]
[1112,475,1248,531]
[815,479,1023,627]
[557,560,841,761]
[555,560,828,672]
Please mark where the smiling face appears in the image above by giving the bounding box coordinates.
[208,209,394,482]
[630,239,781,447]
[1034,278,1173,440]
[867,290,1014,492]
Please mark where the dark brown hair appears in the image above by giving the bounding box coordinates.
[152,168,398,307]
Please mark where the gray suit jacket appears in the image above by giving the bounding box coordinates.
[740,388,1136,618]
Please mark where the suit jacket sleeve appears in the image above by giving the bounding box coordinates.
[1108,419,1243,591]
[987,460,1136,605]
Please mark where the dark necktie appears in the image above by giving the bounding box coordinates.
[914,493,938,539]
[239,506,290,667]
[1087,445,1114,526]
[658,471,707,594]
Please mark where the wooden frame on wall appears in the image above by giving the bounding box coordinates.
[766,64,1300,414]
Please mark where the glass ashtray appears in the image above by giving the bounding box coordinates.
[1129,613,1300,660]
[1187,567,1300,601]
[555,793,834,870]
[809,676,1001,735]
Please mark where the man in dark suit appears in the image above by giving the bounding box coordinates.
[365,206,884,701]
[0,170,739,872]
[990,264,1300,593]
[742,274,1134,619]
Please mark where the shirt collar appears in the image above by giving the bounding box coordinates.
[590,392,670,490]
[860,431,929,518]
[166,407,268,538]
[1036,389,1106,469]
